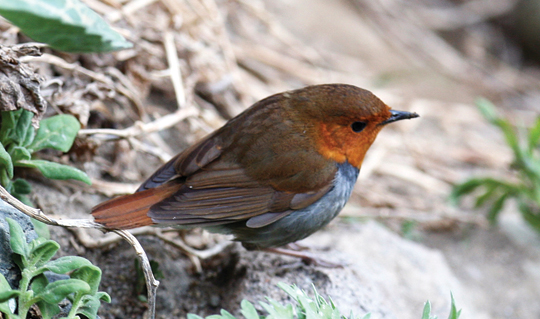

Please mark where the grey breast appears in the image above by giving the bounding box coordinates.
[231,162,360,249]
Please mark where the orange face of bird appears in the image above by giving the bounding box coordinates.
[286,85,409,168]
[315,112,388,168]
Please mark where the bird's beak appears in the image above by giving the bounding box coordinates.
[379,110,419,126]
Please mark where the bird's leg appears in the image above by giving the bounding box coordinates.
[263,247,344,268]
[283,242,310,251]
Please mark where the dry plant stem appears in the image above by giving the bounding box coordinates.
[0,185,159,319]
[78,30,196,142]
[19,54,142,110]
[233,43,324,85]
[110,229,158,319]
[106,0,158,22]
[71,225,234,274]
[164,31,186,109]
[128,137,172,163]
[236,0,325,65]
[89,179,139,197]
[78,106,198,140]
[155,231,234,259]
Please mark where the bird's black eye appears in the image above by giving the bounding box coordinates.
[351,121,367,133]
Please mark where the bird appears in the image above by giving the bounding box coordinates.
[92,84,419,261]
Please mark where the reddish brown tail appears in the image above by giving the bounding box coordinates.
[91,183,182,229]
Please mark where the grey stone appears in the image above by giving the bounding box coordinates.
[0,198,37,289]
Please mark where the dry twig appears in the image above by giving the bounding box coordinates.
[0,185,159,319]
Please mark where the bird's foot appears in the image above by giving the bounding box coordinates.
[283,242,310,251]
[264,247,344,268]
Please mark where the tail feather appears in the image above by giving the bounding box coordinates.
[92,183,183,229]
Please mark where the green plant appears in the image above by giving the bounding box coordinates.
[421,294,460,319]
[135,259,164,302]
[0,0,131,53]
[0,218,110,319]
[0,109,91,206]
[188,283,460,319]
[451,98,540,232]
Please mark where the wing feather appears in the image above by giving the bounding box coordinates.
[97,93,340,230]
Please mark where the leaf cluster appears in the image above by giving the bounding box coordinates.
[0,218,110,319]
[451,99,540,232]
[422,294,461,319]
[0,0,131,53]
[0,109,91,205]
[188,283,461,319]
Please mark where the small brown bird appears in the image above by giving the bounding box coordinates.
[92,84,418,255]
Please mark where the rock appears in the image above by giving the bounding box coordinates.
[225,221,490,319]
[0,199,37,289]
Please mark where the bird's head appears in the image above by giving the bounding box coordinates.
[286,84,419,168]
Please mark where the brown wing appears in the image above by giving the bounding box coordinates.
[137,130,223,191]
[148,160,334,228]
[94,92,338,230]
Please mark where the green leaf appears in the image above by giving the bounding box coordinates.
[421,301,433,319]
[31,219,51,239]
[9,146,32,163]
[240,300,259,319]
[187,315,205,319]
[36,300,61,319]
[0,109,34,148]
[70,265,102,295]
[0,142,14,180]
[6,218,29,263]
[30,274,49,294]
[0,289,18,304]
[519,201,540,233]
[0,110,18,146]
[449,178,487,204]
[476,98,524,158]
[12,178,32,195]
[34,279,90,304]
[16,159,91,185]
[528,117,540,152]
[476,98,499,124]
[0,286,17,316]
[97,291,111,303]
[77,296,101,318]
[22,121,36,149]
[447,293,461,319]
[277,282,298,298]
[218,310,236,319]
[32,274,64,319]
[487,193,510,223]
[27,114,80,153]
[0,273,18,304]
[498,120,521,159]
[261,299,294,319]
[0,0,132,53]
[14,110,34,147]
[29,240,60,268]
[0,273,16,302]
[73,293,111,319]
[45,256,92,274]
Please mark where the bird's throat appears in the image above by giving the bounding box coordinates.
[316,123,380,169]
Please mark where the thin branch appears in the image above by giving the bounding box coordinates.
[164,30,186,109]
[77,106,198,140]
[0,185,159,319]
